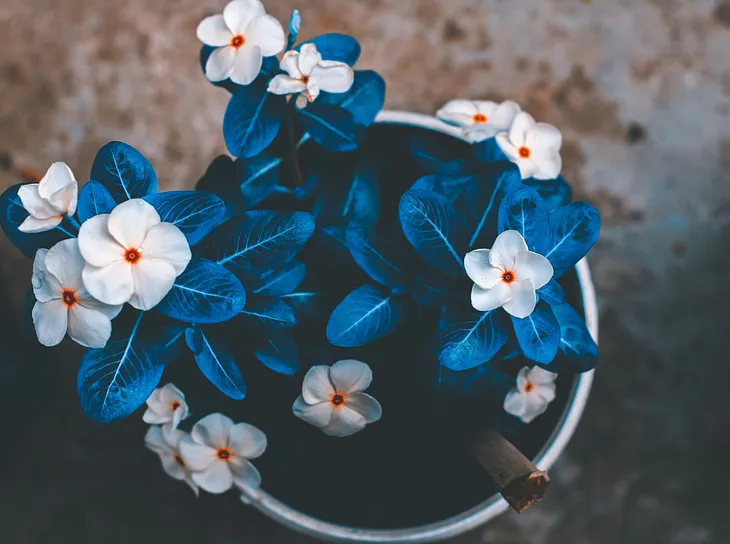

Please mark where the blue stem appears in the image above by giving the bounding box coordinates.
[66,214,81,231]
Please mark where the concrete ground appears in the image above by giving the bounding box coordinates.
[2,0,730,542]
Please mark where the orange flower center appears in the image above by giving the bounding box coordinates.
[524,382,534,393]
[171,401,181,411]
[62,289,77,307]
[331,393,346,407]
[502,271,515,284]
[231,35,245,49]
[217,448,232,461]
[125,248,141,264]
[301,75,310,85]
[518,146,531,158]
[473,113,488,123]
[174,454,186,468]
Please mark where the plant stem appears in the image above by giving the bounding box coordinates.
[65,214,81,232]
[285,97,304,188]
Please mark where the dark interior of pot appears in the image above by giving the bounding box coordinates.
[0,122,586,536]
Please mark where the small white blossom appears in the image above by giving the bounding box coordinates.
[465,230,553,319]
[145,425,200,496]
[292,360,382,437]
[504,366,557,423]
[197,0,285,86]
[17,162,78,233]
[268,44,354,105]
[31,239,122,348]
[179,413,266,494]
[77,199,191,311]
[437,99,522,143]
[143,384,189,429]
[496,111,562,180]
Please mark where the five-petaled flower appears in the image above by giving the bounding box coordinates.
[268,43,355,106]
[292,359,382,437]
[18,162,78,233]
[197,0,285,86]
[145,425,200,496]
[437,99,522,143]
[31,239,122,348]
[77,198,191,311]
[143,384,190,429]
[464,230,553,319]
[179,413,267,494]
[503,366,557,423]
[496,112,563,180]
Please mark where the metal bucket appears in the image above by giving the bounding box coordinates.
[242,110,600,543]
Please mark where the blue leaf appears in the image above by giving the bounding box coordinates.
[190,327,246,399]
[239,296,296,328]
[438,306,510,371]
[318,70,385,127]
[195,155,238,221]
[199,46,240,93]
[326,284,407,347]
[287,10,301,50]
[156,258,246,324]
[312,165,380,229]
[143,191,226,246]
[409,131,472,173]
[237,154,282,208]
[398,189,468,277]
[90,141,158,203]
[223,82,287,158]
[408,272,452,308]
[410,175,439,193]
[498,185,550,254]
[0,184,72,258]
[298,103,364,152]
[524,175,572,212]
[297,33,361,66]
[346,227,407,288]
[511,301,560,364]
[282,291,328,321]
[472,137,508,163]
[537,278,565,306]
[249,326,300,375]
[547,302,598,373]
[185,326,204,354]
[156,322,186,363]
[545,202,601,277]
[77,312,163,424]
[250,260,306,296]
[208,210,315,273]
[77,182,116,223]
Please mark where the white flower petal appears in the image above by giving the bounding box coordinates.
[346,392,382,424]
[530,366,558,385]
[38,162,76,200]
[191,460,234,494]
[536,383,556,404]
[463,124,500,143]
[514,251,553,289]
[521,395,550,423]
[191,413,235,448]
[67,304,111,348]
[310,63,354,94]
[32,249,61,301]
[530,149,562,181]
[515,157,539,180]
[293,395,334,428]
[140,223,191,275]
[322,406,367,437]
[224,0,265,35]
[304,81,321,102]
[229,44,263,86]
[47,182,78,217]
[230,457,262,489]
[18,184,61,220]
[32,299,68,347]
[490,230,528,270]
[490,100,522,130]
[516,366,532,392]
[179,436,217,472]
[228,423,267,459]
[19,215,63,233]
[143,409,172,425]
[197,14,232,47]
[108,199,161,249]
[471,283,511,312]
[245,14,285,56]
[508,112,536,148]
[268,74,307,95]
[77,215,125,268]
[279,51,302,79]
[527,123,562,152]
[297,43,322,76]
[464,249,503,289]
[75,291,123,320]
[205,45,236,82]
[503,389,528,419]
[301,365,335,404]
[159,452,188,481]
[145,425,167,454]
[45,239,85,290]
[473,100,498,116]
[128,258,177,311]
[436,99,479,127]
[330,359,372,394]
[82,261,134,306]
[502,280,537,319]
[496,132,519,161]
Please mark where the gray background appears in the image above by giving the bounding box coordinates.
[1,0,729,542]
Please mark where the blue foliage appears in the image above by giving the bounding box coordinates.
[318,70,385,127]
[281,291,328,321]
[156,258,246,324]
[548,302,598,373]
[195,155,238,221]
[250,260,306,296]
[537,278,566,306]
[77,182,116,223]
[399,189,468,277]
[326,284,407,347]
[545,202,601,277]
[223,82,287,158]
[208,210,315,273]
[188,326,246,400]
[237,154,282,209]
[239,296,297,329]
[312,166,380,229]
[297,33,361,66]
[511,301,560,364]
[286,10,301,50]
[498,185,551,254]
[0,184,72,258]
[346,227,407,288]
[77,312,164,424]
[249,326,300,375]
[438,306,510,371]
[90,141,158,203]
[143,191,226,246]
[473,137,508,163]
[524,175,572,212]
[409,273,451,308]
[298,104,365,152]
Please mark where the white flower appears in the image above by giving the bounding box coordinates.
[143,384,189,429]
[145,425,200,496]
[267,44,354,104]
[503,366,557,423]
[77,199,191,311]
[464,230,553,319]
[496,111,562,180]
[179,413,266,494]
[437,99,522,143]
[31,239,122,348]
[197,0,285,86]
[17,162,78,233]
[292,360,382,437]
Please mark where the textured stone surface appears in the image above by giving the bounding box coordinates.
[2,0,730,542]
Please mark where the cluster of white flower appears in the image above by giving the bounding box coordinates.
[437,99,563,181]
[24,163,191,348]
[143,384,267,497]
[503,366,557,423]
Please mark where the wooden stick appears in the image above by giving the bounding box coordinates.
[471,429,550,513]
